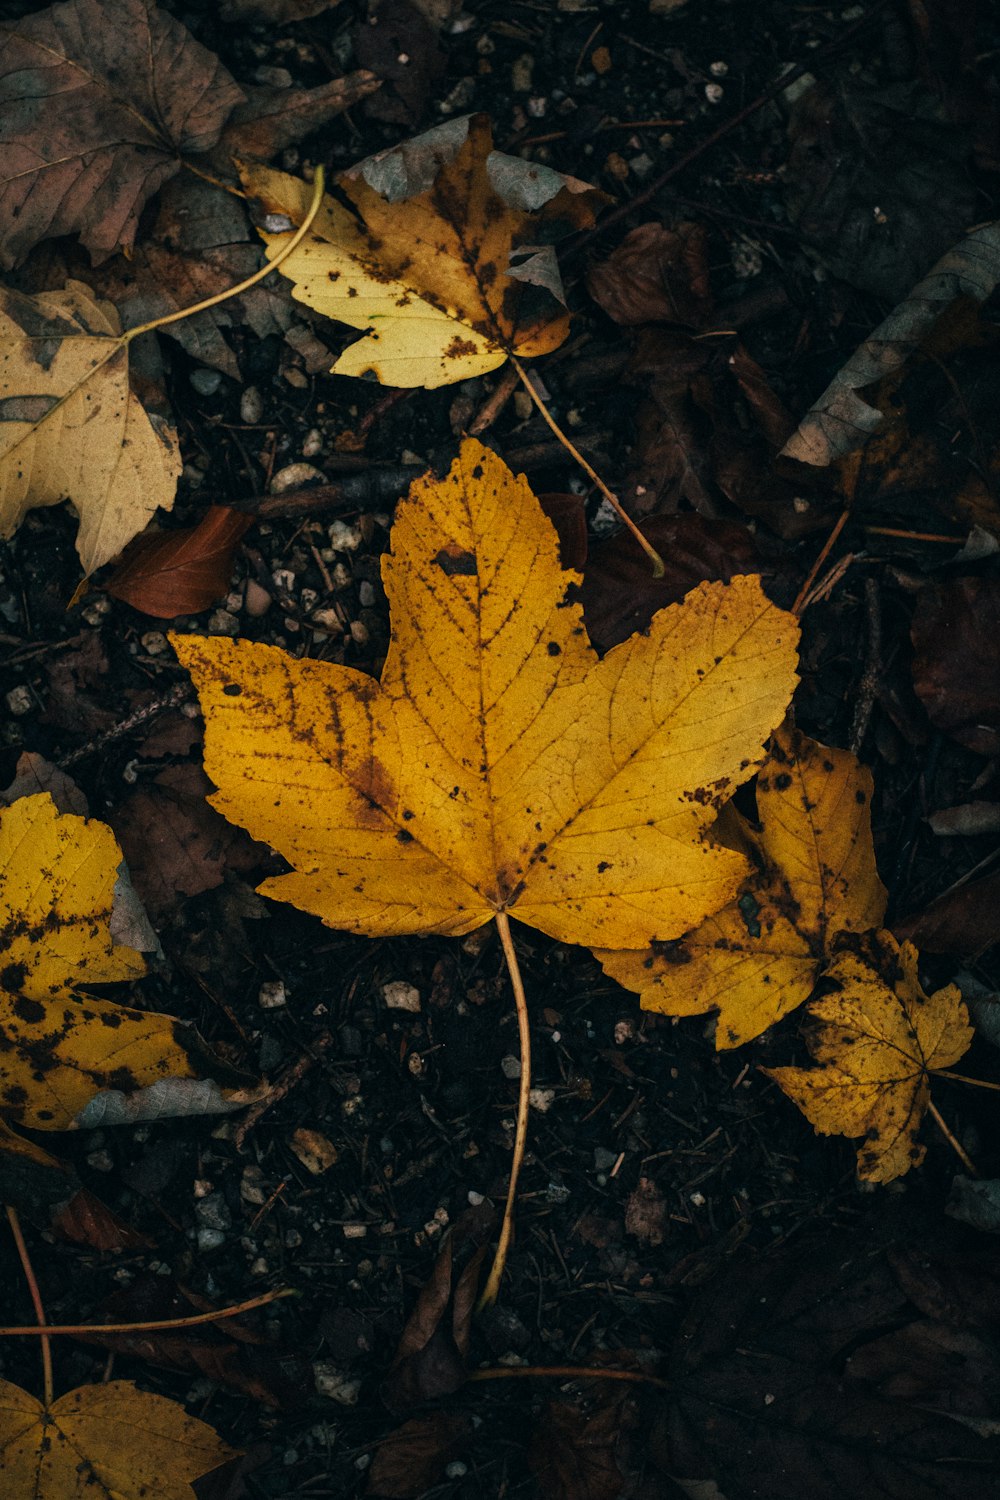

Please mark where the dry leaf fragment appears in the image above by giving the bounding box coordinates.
[0,281,180,573]
[0,1378,236,1499]
[172,439,799,949]
[104,507,252,618]
[0,0,244,268]
[0,794,233,1130]
[599,724,886,1048]
[239,115,605,387]
[765,933,973,1182]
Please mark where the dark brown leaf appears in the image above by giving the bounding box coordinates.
[529,1401,627,1500]
[51,1188,154,1253]
[911,577,1000,755]
[587,222,713,328]
[623,1177,666,1247]
[0,0,244,267]
[218,72,381,162]
[105,508,252,619]
[1,752,88,816]
[537,493,588,572]
[894,870,1000,958]
[367,1413,471,1498]
[354,0,444,126]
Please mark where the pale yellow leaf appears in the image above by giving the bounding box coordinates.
[0,281,180,573]
[598,724,887,1046]
[172,439,799,949]
[764,934,972,1182]
[0,1378,236,1499]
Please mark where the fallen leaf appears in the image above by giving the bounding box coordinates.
[51,1187,153,1252]
[219,0,341,22]
[0,1378,236,1498]
[1,752,88,816]
[587,221,713,327]
[384,1218,490,1410]
[218,71,381,165]
[0,281,180,573]
[104,508,252,618]
[367,1412,471,1499]
[528,1400,628,1500]
[0,1117,75,1220]
[781,218,1000,465]
[239,115,605,387]
[172,439,799,948]
[354,0,445,126]
[911,577,1000,755]
[599,724,886,1048]
[926,801,1000,836]
[623,1176,666,1246]
[652,1233,1000,1499]
[895,870,1000,958]
[0,0,244,267]
[765,932,973,1182]
[0,793,237,1130]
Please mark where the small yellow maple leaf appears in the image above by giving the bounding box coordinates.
[172,438,799,949]
[0,1378,236,1499]
[764,932,973,1182]
[0,794,225,1130]
[0,281,180,573]
[598,724,888,1047]
[238,114,605,388]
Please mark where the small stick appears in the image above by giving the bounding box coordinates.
[468,365,520,436]
[864,526,968,544]
[511,358,665,576]
[927,1100,978,1177]
[478,913,532,1309]
[234,1031,334,1149]
[790,510,850,616]
[57,682,194,768]
[0,1286,295,1339]
[6,1208,53,1405]
[468,1364,671,1391]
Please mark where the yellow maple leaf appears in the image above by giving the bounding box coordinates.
[238,114,605,388]
[764,933,973,1182]
[171,438,799,949]
[0,1378,236,1499]
[598,723,888,1047]
[0,794,223,1130]
[0,281,180,573]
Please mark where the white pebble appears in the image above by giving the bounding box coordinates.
[705,82,725,103]
[302,428,324,459]
[240,387,264,424]
[270,462,325,494]
[5,685,32,716]
[328,520,362,552]
[259,980,287,1009]
[383,980,421,1012]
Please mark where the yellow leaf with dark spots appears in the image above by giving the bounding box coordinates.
[598,724,888,1047]
[0,1378,236,1499]
[172,439,799,949]
[0,794,226,1130]
[238,115,605,388]
[764,933,972,1182]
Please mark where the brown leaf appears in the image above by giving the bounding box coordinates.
[219,72,381,162]
[219,0,340,19]
[104,508,252,619]
[367,1413,471,1499]
[528,1400,628,1500]
[1,752,87,816]
[580,513,764,653]
[354,0,445,126]
[911,577,1000,755]
[894,870,1000,958]
[111,763,266,916]
[587,222,712,327]
[537,492,588,572]
[51,1187,153,1253]
[41,632,116,737]
[624,1177,666,1247]
[0,0,244,267]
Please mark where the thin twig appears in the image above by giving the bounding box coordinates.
[0,1286,295,1339]
[927,1100,978,1176]
[511,358,664,576]
[6,1208,53,1405]
[478,913,532,1309]
[468,1364,672,1391]
[791,510,850,616]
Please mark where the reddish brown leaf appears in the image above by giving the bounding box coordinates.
[219,73,381,162]
[580,513,764,653]
[894,870,1000,958]
[911,577,1000,755]
[368,1413,471,1499]
[587,222,712,327]
[105,508,252,619]
[51,1188,154,1253]
[528,1400,628,1500]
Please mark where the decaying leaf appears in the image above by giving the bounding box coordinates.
[367,1412,471,1499]
[0,1378,236,1499]
[104,507,252,618]
[598,725,886,1047]
[172,439,799,949]
[0,281,180,573]
[765,933,973,1182]
[239,115,605,387]
[0,794,235,1130]
[911,576,1000,756]
[781,219,1000,465]
[0,0,244,268]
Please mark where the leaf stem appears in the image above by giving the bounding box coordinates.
[6,1207,53,1405]
[933,1069,1000,1093]
[123,166,326,344]
[510,357,665,577]
[0,1285,295,1338]
[478,912,532,1309]
[468,1364,672,1391]
[927,1099,978,1176]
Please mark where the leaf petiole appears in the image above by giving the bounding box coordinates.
[478,912,532,1309]
[6,1207,53,1405]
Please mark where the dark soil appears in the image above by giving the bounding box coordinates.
[2,1,1000,1497]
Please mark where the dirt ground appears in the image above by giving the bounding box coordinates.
[3,1,1000,1497]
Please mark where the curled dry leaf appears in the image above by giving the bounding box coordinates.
[172,439,799,949]
[104,507,252,618]
[911,576,1000,756]
[0,1379,236,1499]
[239,115,606,387]
[586,221,713,327]
[598,724,886,1048]
[765,933,973,1182]
[0,0,244,268]
[0,281,180,573]
[0,793,239,1130]
[781,219,1000,466]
